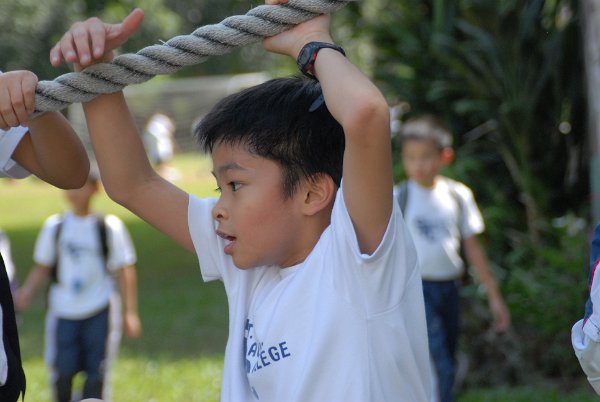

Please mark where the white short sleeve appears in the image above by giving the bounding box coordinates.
[453,181,485,238]
[105,215,137,271]
[330,184,421,311]
[33,215,62,267]
[0,127,30,179]
[187,194,224,282]
[572,319,600,394]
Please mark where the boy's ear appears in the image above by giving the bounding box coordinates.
[441,147,454,165]
[300,175,336,216]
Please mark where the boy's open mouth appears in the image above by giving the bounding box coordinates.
[216,230,236,242]
[216,230,236,255]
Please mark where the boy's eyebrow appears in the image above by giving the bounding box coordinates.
[212,162,247,177]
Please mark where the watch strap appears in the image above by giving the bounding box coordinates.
[297,42,346,78]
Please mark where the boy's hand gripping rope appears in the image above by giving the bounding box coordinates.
[33,0,353,117]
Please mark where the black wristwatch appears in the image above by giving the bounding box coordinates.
[297,42,346,78]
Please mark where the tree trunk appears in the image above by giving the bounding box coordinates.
[582,0,600,224]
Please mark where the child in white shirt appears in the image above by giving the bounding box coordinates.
[6,4,433,400]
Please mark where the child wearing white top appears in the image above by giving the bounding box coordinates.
[12,3,433,400]
[397,114,511,402]
[15,176,141,401]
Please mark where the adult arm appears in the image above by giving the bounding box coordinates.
[0,70,89,188]
[12,114,89,188]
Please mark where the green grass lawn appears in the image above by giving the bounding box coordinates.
[2,154,227,401]
[1,153,598,401]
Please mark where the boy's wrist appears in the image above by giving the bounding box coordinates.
[290,31,334,58]
[296,41,345,78]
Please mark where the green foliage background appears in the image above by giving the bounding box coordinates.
[349,0,590,384]
[0,0,285,79]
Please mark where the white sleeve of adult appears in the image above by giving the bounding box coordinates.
[585,263,600,343]
[572,318,600,394]
[0,126,30,179]
[573,260,600,394]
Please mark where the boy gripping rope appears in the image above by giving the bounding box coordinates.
[5,3,432,401]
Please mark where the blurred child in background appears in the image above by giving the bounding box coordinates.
[15,173,141,402]
[396,114,510,402]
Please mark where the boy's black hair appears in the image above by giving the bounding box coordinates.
[400,114,453,149]
[194,77,345,198]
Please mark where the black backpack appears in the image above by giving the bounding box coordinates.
[49,214,110,283]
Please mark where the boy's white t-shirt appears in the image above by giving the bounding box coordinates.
[0,126,30,179]
[399,178,484,281]
[188,185,432,402]
[34,212,137,319]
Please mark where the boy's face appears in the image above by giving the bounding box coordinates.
[211,143,307,269]
[401,139,450,187]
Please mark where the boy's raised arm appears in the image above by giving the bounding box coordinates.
[263,4,393,254]
[50,9,194,252]
[315,43,393,254]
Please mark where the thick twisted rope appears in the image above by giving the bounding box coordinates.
[33,0,353,116]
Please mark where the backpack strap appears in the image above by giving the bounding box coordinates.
[96,215,109,265]
[49,216,64,283]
